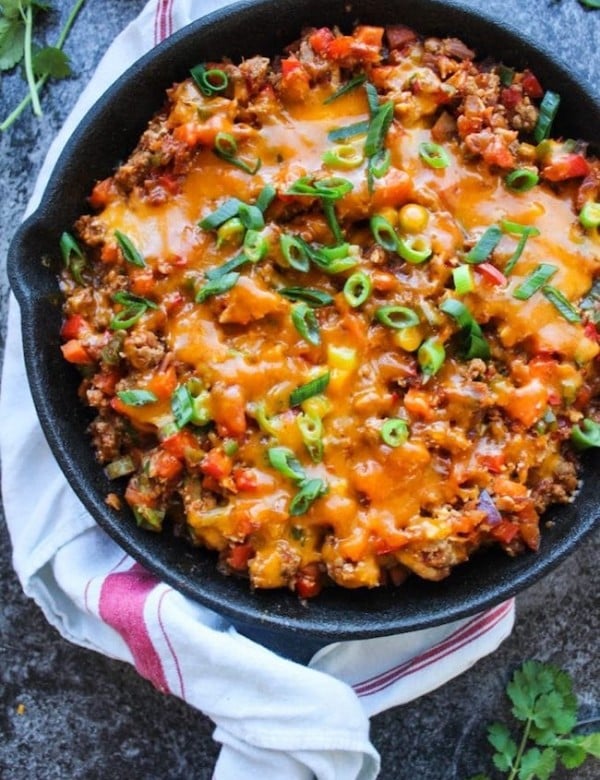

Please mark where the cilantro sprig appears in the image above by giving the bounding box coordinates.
[0,0,86,131]
[469,661,600,780]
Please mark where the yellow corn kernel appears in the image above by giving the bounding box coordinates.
[398,203,429,233]
[375,206,398,227]
[575,337,600,364]
[327,344,358,371]
[393,325,423,352]
[302,393,332,419]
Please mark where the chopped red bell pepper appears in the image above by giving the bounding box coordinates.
[60,314,88,340]
[542,153,590,182]
[200,448,233,480]
[477,262,507,286]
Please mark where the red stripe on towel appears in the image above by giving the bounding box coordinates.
[354,599,514,697]
[99,563,169,693]
[154,0,173,44]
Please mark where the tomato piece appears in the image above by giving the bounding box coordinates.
[233,468,258,491]
[500,86,521,110]
[93,370,120,396]
[100,243,119,264]
[326,35,354,60]
[521,70,543,99]
[309,27,335,55]
[281,56,302,77]
[61,339,92,364]
[89,177,115,209]
[130,268,155,297]
[294,564,323,599]
[542,153,590,182]
[477,262,507,286]
[403,388,435,421]
[353,26,384,47]
[371,169,412,209]
[146,366,177,400]
[227,542,255,571]
[161,429,200,459]
[491,520,520,544]
[200,448,233,480]
[60,314,88,340]
[151,450,184,481]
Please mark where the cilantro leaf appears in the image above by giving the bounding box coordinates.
[555,740,588,770]
[0,0,23,19]
[518,747,557,780]
[507,661,561,722]
[32,45,71,78]
[0,16,24,70]
[488,722,517,772]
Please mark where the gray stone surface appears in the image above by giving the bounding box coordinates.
[0,1,598,778]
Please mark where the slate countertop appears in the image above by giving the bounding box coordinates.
[0,1,598,778]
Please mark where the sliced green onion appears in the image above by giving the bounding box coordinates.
[113,291,158,309]
[321,199,344,245]
[314,177,353,200]
[453,265,475,295]
[256,184,276,213]
[440,298,490,360]
[190,64,229,96]
[397,235,432,264]
[60,231,86,284]
[380,418,409,447]
[324,74,367,105]
[198,198,242,230]
[370,214,398,251]
[214,132,237,157]
[418,141,450,169]
[278,287,333,307]
[501,220,541,274]
[579,202,600,229]
[418,337,446,376]
[280,234,310,272]
[440,298,475,330]
[243,229,268,262]
[253,401,281,436]
[237,203,265,230]
[216,217,245,248]
[369,148,391,179]
[322,144,364,170]
[268,446,306,482]
[290,372,330,406]
[533,90,560,144]
[297,412,324,463]
[117,389,158,406]
[133,505,165,531]
[512,263,557,300]
[465,225,503,264]
[375,305,420,330]
[223,439,239,456]
[289,478,328,516]
[327,119,370,143]
[504,168,539,192]
[190,391,212,426]
[171,385,193,428]
[205,253,248,281]
[571,418,600,450]
[195,271,240,302]
[115,230,145,267]
[110,291,157,331]
[364,101,394,158]
[105,455,136,480]
[343,271,372,308]
[542,285,581,323]
[291,303,321,346]
[364,81,380,115]
[213,132,261,175]
[498,65,514,86]
[310,243,358,274]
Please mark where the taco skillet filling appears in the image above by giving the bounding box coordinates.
[59,24,600,598]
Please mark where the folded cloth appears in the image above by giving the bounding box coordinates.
[0,1,515,777]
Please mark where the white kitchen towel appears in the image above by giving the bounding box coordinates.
[0,1,515,778]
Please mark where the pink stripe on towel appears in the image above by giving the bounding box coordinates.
[99,563,169,693]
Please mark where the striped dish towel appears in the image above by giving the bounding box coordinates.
[0,1,515,777]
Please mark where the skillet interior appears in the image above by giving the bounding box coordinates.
[8,0,600,651]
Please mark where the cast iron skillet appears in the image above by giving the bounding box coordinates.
[8,0,600,660]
